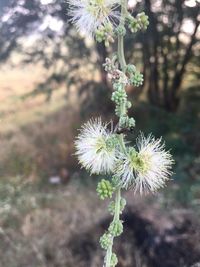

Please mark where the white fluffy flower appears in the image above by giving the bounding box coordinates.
[116,134,174,194]
[75,118,117,174]
[67,0,120,36]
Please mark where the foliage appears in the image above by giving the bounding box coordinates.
[0,0,199,112]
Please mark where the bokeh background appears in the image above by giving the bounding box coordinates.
[0,0,200,266]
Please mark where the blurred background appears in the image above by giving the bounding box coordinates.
[0,0,200,266]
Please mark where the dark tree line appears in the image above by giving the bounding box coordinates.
[0,0,199,112]
[142,0,200,111]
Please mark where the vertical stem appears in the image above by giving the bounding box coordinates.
[105,188,121,267]
[105,2,128,267]
[118,0,127,118]
[118,0,127,72]
[114,188,121,221]
[105,0,127,267]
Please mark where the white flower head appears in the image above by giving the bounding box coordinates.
[116,133,174,194]
[75,118,117,174]
[67,0,120,36]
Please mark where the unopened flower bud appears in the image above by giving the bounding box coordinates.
[130,71,144,87]
[100,232,112,250]
[97,179,114,200]
[111,253,118,267]
[137,12,149,30]
[126,64,136,74]
[108,220,123,236]
[115,25,126,36]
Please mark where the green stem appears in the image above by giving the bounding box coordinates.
[118,134,127,154]
[118,0,127,119]
[118,0,128,151]
[114,188,121,221]
[105,188,121,267]
[105,2,128,267]
[118,0,127,72]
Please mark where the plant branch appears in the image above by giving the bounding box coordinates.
[105,1,128,266]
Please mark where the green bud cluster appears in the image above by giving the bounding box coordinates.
[110,253,118,267]
[115,25,126,36]
[95,23,114,47]
[111,89,127,105]
[127,16,140,33]
[126,64,136,74]
[130,71,144,87]
[108,198,126,215]
[100,232,112,250]
[137,12,149,30]
[111,80,129,118]
[127,12,149,33]
[103,58,114,73]
[97,179,114,200]
[108,220,123,237]
[119,115,135,128]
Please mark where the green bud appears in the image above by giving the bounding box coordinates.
[115,25,126,36]
[130,71,144,87]
[100,232,112,250]
[95,28,105,42]
[111,253,118,267]
[108,220,123,237]
[137,12,149,30]
[127,14,140,33]
[97,179,114,200]
[111,89,127,104]
[126,64,136,74]
[95,23,115,47]
[105,22,113,32]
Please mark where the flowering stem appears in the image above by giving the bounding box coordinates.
[105,2,128,267]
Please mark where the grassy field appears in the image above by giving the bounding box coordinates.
[0,64,67,133]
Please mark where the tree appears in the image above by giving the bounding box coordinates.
[140,0,200,111]
[0,0,199,112]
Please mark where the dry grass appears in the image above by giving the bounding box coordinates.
[0,177,199,267]
[0,63,82,179]
[0,178,107,267]
[0,64,67,133]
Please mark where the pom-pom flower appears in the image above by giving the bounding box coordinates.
[75,118,117,174]
[115,134,174,194]
[67,0,120,36]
